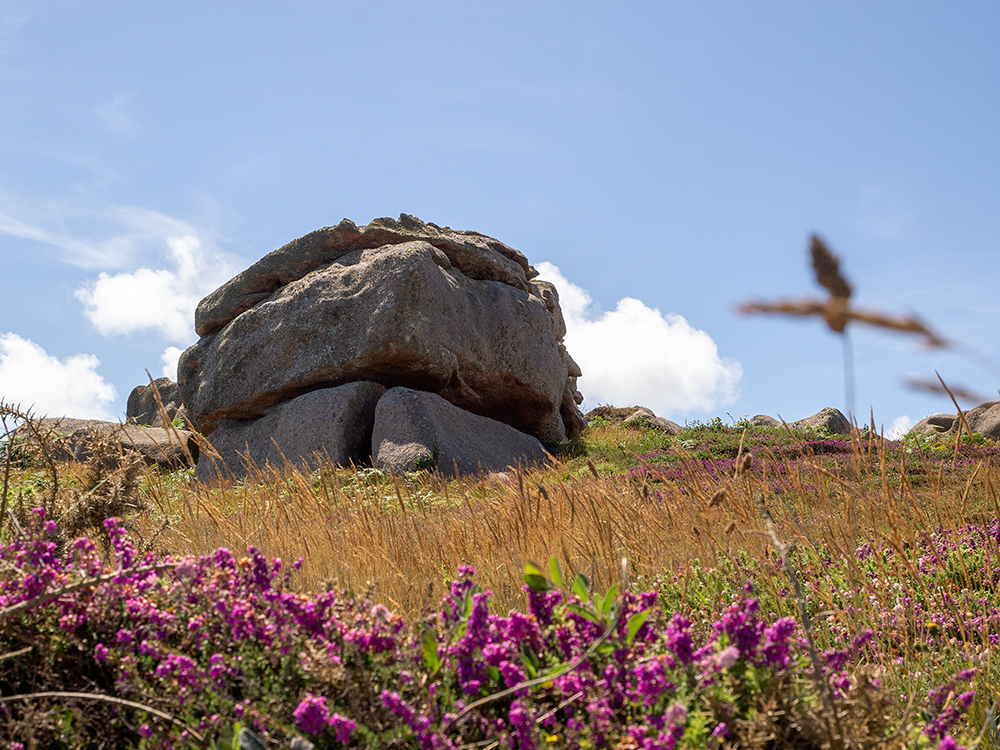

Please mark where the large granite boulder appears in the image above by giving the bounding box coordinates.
[195,382,385,481]
[372,387,549,475]
[179,216,585,444]
[126,377,186,427]
[14,417,198,468]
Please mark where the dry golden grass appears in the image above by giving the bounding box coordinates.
[128,423,1000,624]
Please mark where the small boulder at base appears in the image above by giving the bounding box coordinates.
[17,418,198,468]
[373,387,550,475]
[195,381,386,482]
[749,415,780,428]
[126,377,186,427]
[794,407,851,435]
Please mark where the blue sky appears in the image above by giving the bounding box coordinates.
[1,1,998,436]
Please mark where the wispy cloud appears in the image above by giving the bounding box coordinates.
[535,262,743,417]
[0,333,117,419]
[0,189,208,269]
[94,94,140,138]
[854,184,916,241]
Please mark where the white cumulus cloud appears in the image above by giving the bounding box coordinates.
[75,234,237,345]
[884,415,915,440]
[0,333,116,419]
[160,346,184,380]
[535,262,743,417]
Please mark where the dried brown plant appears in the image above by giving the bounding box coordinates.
[903,377,989,405]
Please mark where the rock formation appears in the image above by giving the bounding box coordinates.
[909,401,1000,440]
[126,378,186,427]
[178,215,585,478]
[622,407,681,434]
[15,417,198,469]
[744,408,852,435]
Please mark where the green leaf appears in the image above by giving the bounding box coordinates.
[422,631,440,674]
[461,584,479,619]
[572,573,590,601]
[566,603,601,623]
[520,643,540,678]
[548,557,564,588]
[601,583,620,619]
[626,608,652,645]
[485,664,501,684]
[523,562,552,591]
[525,561,546,579]
[523,573,551,592]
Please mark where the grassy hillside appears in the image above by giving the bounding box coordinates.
[1,409,998,748]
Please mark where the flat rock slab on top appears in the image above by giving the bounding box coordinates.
[195,382,385,482]
[16,418,198,468]
[180,240,572,442]
[194,214,534,337]
[373,387,550,476]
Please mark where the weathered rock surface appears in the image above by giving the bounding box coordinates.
[126,378,186,427]
[17,418,197,468]
[909,401,1000,440]
[195,382,385,481]
[964,401,1000,439]
[909,414,956,435]
[743,408,851,434]
[194,214,534,337]
[180,225,583,443]
[622,407,681,434]
[372,387,549,475]
[794,407,851,435]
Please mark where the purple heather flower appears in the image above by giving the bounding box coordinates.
[665,613,694,665]
[294,693,330,737]
[664,702,687,726]
[93,643,108,662]
[715,645,739,669]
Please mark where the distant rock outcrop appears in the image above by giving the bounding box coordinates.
[17,417,197,469]
[178,215,585,478]
[910,401,1000,440]
[742,408,852,435]
[126,378,186,427]
[622,407,681,434]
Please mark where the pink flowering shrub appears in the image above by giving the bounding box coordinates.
[0,510,978,748]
